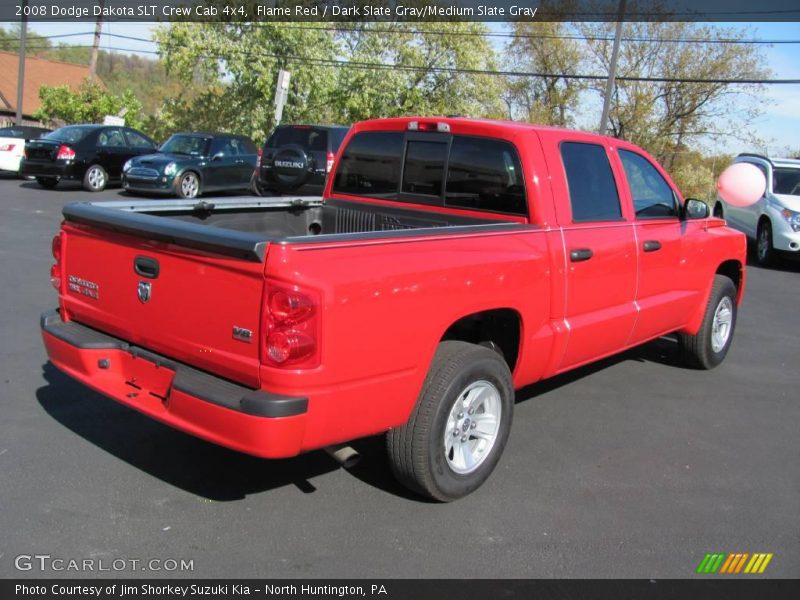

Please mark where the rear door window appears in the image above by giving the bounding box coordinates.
[445,136,527,215]
[560,142,622,222]
[333,131,404,197]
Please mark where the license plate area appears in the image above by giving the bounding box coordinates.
[117,352,175,404]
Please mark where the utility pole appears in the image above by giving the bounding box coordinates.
[89,0,104,81]
[598,0,626,136]
[15,0,28,126]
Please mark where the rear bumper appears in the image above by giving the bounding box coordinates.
[41,310,308,458]
[20,159,81,179]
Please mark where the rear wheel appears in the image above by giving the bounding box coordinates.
[176,171,200,199]
[756,220,775,267]
[82,164,107,192]
[387,341,514,502]
[679,275,737,369]
[36,176,59,189]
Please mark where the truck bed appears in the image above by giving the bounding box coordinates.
[63,196,527,261]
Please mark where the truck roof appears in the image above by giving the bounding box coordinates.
[348,116,639,154]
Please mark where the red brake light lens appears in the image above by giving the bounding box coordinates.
[56,145,76,160]
[51,234,62,262]
[263,284,321,368]
[50,263,61,290]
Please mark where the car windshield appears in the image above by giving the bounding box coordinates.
[160,135,210,156]
[44,126,93,144]
[773,168,800,196]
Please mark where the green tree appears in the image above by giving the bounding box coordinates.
[503,22,587,126]
[33,81,143,129]
[580,22,769,169]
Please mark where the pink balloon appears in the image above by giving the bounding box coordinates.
[716,162,766,207]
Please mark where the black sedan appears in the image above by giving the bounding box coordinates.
[122,133,259,199]
[20,124,158,192]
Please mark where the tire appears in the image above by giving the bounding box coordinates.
[756,220,775,267]
[250,172,266,197]
[679,275,737,369]
[36,176,59,189]
[713,203,724,219]
[82,164,107,192]
[387,341,514,502]
[176,171,200,199]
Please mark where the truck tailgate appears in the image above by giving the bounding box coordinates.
[59,223,265,388]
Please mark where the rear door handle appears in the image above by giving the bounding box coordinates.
[569,248,594,262]
[643,240,662,252]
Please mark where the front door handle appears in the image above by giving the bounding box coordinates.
[643,240,662,252]
[569,248,594,262]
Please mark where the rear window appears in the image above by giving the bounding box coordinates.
[333,131,404,196]
[445,137,527,215]
[329,128,349,152]
[44,126,94,144]
[561,142,622,222]
[267,127,328,152]
[402,141,447,197]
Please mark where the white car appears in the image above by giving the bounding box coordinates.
[714,154,800,266]
[0,125,51,175]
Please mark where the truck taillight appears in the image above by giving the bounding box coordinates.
[56,145,76,160]
[256,147,263,169]
[50,233,62,290]
[263,284,321,368]
[326,150,334,173]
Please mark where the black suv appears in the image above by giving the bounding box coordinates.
[252,124,349,195]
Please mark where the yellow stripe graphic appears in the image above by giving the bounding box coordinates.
[757,553,773,573]
[744,554,760,573]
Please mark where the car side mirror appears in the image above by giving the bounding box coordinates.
[211,152,224,161]
[683,198,709,220]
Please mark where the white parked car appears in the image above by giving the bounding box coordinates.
[714,153,800,266]
[0,125,51,175]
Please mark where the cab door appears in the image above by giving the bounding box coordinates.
[614,148,698,342]
[549,139,638,371]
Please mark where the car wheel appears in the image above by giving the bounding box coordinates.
[387,341,514,502]
[756,220,775,267]
[82,165,108,192]
[679,275,737,370]
[176,171,200,199]
[35,176,59,189]
[713,203,724,219]
[250,172,266,197]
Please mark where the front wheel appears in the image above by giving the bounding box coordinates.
[387,341,514,501]
[679,275,738,369]
[756,220,775,267]
[36,176,59,189]
[176,171,200,199]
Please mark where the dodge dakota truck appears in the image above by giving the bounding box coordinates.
[41,117,746,501]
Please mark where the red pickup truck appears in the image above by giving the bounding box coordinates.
[41,117,746,501]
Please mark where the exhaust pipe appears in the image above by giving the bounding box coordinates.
[324,444,361,469]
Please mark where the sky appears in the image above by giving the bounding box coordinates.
[8,19,800,156]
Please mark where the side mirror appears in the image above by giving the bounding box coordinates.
[683,198,709,220]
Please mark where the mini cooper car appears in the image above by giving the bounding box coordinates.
[20,124,157,191]
[122,132,258,199]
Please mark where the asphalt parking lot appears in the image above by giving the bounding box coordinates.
[0,174,798,579]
